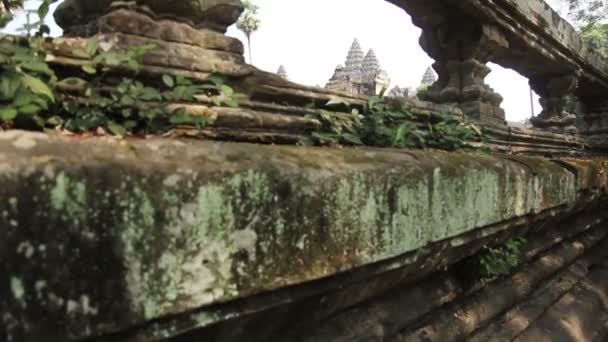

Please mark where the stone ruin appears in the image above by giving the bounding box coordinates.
[325,39,391,96]
[2,0,608,341]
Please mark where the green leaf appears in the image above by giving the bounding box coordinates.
[57,77,88,88]
[32,114,46,128]
[220,84,234,96]
[19,60,54,76]
[82,64,97,75]
[311,132,339,144]
[139,87,161,101]
[224,100,239,108]
[107,121,127,136]
[210,96,222,106]
[0,74,23,100]
[85,39,100,57]
[342,133,363,145]
[326,95,351,108]
[123,120,137,129]
[13,91,36,107]
[175,75,192,86]
[46,115,63,126]
[21,74,54,102]
[162,75,175,88]
[0,106,18,120]
[18,104,41,114]
[73,49,91,59]
[207,73,224,87]
[37,24,51,36]
[37,2,50,21]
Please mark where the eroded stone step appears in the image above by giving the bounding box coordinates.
[468,237,608,341]
[264,215,607,342]
[386,225,608,342]
[512,259,608,342]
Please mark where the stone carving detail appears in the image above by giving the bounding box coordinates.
[578,97,608,144]
[52,0,251,78]
[55,0,244,34]
[529,73,579,134]
[416,18,508,125]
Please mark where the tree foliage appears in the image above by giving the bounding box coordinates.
[236,0,261,64]
[581,23,608,57]
[560,0,608,58]
[565,0,608,27]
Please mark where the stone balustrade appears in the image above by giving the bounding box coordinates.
[50,0,608,148]
[4,1,608,340]
[388,0,608,138]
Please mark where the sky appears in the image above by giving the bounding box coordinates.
[3,0,568,122]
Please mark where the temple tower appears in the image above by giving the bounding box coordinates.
[277,65,288,79]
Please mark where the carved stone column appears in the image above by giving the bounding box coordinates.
[52,0,252,78]
[578,97,608,146]
[529,73,579,134]
[416,16,508,126]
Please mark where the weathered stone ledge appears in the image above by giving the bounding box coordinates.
[1,130,607,341]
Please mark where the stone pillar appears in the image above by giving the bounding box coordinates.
[416,16,508,126]
[529,73,579,134]
[578,97,608,146]
[53,0,252,78]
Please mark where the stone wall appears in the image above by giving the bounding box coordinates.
[3,0,608,340]
[45,0,608,144]
[1,131,607,341]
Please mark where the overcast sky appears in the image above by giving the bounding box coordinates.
[3,0,567,122]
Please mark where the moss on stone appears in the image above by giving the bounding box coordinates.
[0,132,596,341]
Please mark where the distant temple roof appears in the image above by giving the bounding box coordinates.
[345,39,364,74]
[389,86,410,98]
[421,66,437,85]
[362,49,380,75]
[326,38,390,96]
[277,65,288,79]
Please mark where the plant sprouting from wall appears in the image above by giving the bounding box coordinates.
[52,39,246,135]
[1,1,247,136]
[307,90,480,151]
[478,238,526,278]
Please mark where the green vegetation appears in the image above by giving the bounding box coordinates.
[0,0,56,129]
[2,0,477,149]
[1,0,246,135]
[565,0,607,28]
[478,238,526,278]
[580,24,608,58]
[562,0,608,58]
[306,91,480,151]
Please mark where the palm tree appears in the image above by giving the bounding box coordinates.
[236,0,261,65]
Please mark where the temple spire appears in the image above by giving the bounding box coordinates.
[345,38,364,74]
[362,49,381,75]
[277,65,288,79]
[420,66,437,85]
